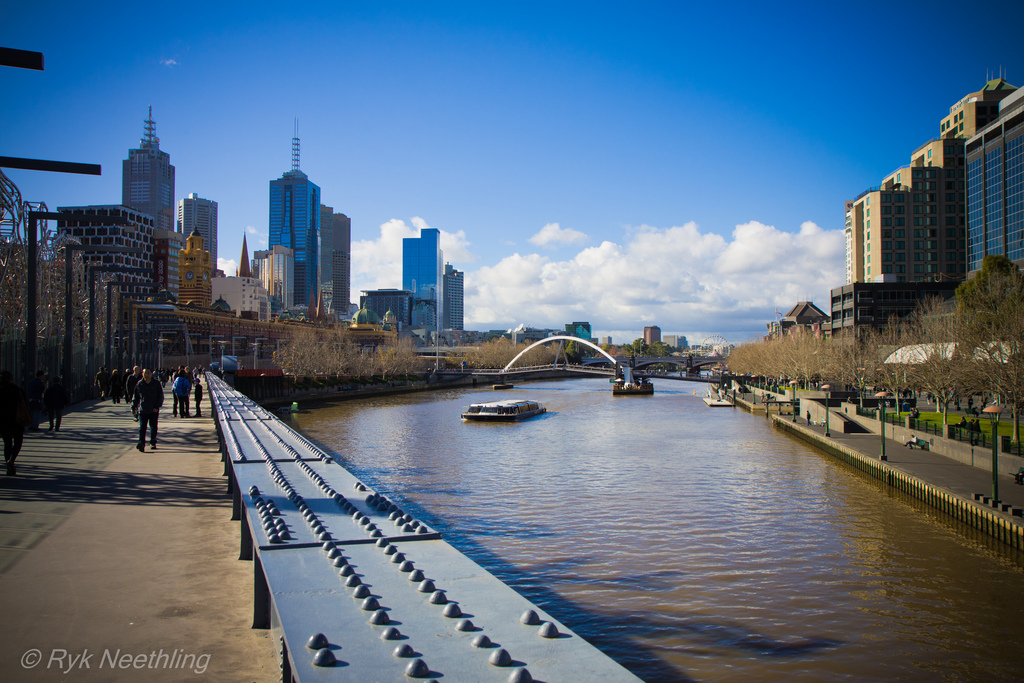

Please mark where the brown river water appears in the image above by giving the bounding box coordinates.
[290,378,1024,682]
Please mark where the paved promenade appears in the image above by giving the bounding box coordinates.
[770,411,1024,523]
[0,387,276,682]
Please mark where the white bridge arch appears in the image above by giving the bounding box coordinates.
[501,335,618,373]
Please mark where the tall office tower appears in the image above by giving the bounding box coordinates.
[965,82,1024,273]
[402,227,443,328]
[643,326,662,344]
[252,245,295,312]
[122,106,175,233]
[177,193,218,267]
[443,263,463,330]
[319,205,352,315]
[269,128,320,309]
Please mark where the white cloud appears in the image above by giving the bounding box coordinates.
[217,258,238,275]
[160,58,177,67]
[528,222,588,248]
[351,217,478,294]
[465,220,843,343]
[245,225,268,248]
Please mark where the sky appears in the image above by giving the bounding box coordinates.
[3,1,1024,345]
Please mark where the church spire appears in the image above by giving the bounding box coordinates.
[238,234,251,278]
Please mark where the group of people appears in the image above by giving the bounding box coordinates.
[958,416,985,445]
[0,370,70,476]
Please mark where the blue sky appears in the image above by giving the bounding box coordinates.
[3,1,1023,344]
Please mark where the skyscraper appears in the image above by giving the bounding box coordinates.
[177,193,218,267]
[320,205,352,316]
[443,263,463,330]
[269,129,320,309]
[403,228,443,329]
[122,106,175,233]
[965,82,1024,273]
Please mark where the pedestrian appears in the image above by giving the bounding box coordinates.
[109,368,123,404]
[172,371,191,418]
[94,366,109,399]
[26,370,45,432]
[125,366,142,421]
[806,410,811,425]
[0,370,28,475]
[193,377,204,418]
[43,375,69,432]
[132,368,163,452]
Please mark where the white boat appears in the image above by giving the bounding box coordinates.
[461,400,546,422]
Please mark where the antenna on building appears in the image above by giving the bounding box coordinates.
[291,118,300,171]
[142,105,159,148]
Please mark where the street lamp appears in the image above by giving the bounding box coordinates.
[790,380,799,422]
[875,391,890,461]
[821,384,832,437]
[983,404,1004,503]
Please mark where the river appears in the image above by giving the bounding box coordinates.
[289,378,1024,682]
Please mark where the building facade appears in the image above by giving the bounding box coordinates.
[252,245,294,313]
[403,228,443,329]
[122,107,175,233]
[152,227,184,296]
[178,228,214,307]
[766,301,829,339]
[360,289,413,328]
[826,281,959,337]
[177,193,218,267]
[211,276,270,321]
[643,326,662,344]
[443,263,464,330]
[564,321,592,340]
[965,84,1024,273]
[56,205,154,281]
[269,142,320,311]
[319,205,352,316]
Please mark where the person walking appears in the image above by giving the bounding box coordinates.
[172,371,191,418]
[43,375,69,432]
[26,370,45,432]
[0,370,28,475]
[193,377,204,418]
[125,366,142,421]
[132,368,163,452]
[94,366,109,399]
[108,368,123,404]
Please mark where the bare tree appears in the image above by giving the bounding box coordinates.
[901,296,965,426]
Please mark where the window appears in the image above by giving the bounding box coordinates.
[895,218,905,226]
[895,194,905,202]
[881,194,891,202]
[883,241,892,250]
[895,241,905,249]
[883,230,892,238]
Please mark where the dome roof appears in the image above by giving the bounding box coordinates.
[210,296,231,312]
[352,307,381,326]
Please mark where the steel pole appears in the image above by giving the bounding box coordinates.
[992,419,1000,503]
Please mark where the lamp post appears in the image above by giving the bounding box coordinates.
[790,380,798,422]
[857,368,866,407]
[875,391,890,461]
[983,404,1004,503]
[821,384,832,437]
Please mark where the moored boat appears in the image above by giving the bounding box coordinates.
[461,400,546,422]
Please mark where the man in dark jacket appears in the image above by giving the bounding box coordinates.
[131,368,164,452]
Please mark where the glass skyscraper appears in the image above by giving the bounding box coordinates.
[403,228,443,329]
[269,168,320,309]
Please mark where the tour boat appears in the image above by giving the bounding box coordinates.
[461,400,546,422]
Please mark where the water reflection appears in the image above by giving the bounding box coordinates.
[294,379,1024,682]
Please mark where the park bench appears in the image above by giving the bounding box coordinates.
[905,436,928,450]
[1012,467,1024,486]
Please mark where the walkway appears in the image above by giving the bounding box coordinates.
[0,387,276,681]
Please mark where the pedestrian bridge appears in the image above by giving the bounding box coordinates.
[207,374,641,682]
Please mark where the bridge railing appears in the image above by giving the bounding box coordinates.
[207,374,641,682]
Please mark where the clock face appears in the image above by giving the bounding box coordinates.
[203,272,209,281]
[185,271,195,281]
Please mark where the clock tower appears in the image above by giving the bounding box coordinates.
[178,226,213,306]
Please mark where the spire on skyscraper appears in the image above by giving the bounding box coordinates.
[238,234,251,278]
[141,105,159,149]
[291,118,300,171]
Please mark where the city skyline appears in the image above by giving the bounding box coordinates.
[3,2,1024,344]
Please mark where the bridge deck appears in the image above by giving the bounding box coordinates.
[209,374,641,682]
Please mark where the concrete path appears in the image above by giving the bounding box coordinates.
[0,387,276,682]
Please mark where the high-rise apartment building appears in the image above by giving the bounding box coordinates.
[319,205,352,316]
[965,82,1024,273]
[56,205,154,279]
[122,107,175,233]
[844,81,1019,285]
[269,132,320,310]
[443,263,463,330]
[252,245,294,312]
[403,228,443,329]
[177,193,218,267]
